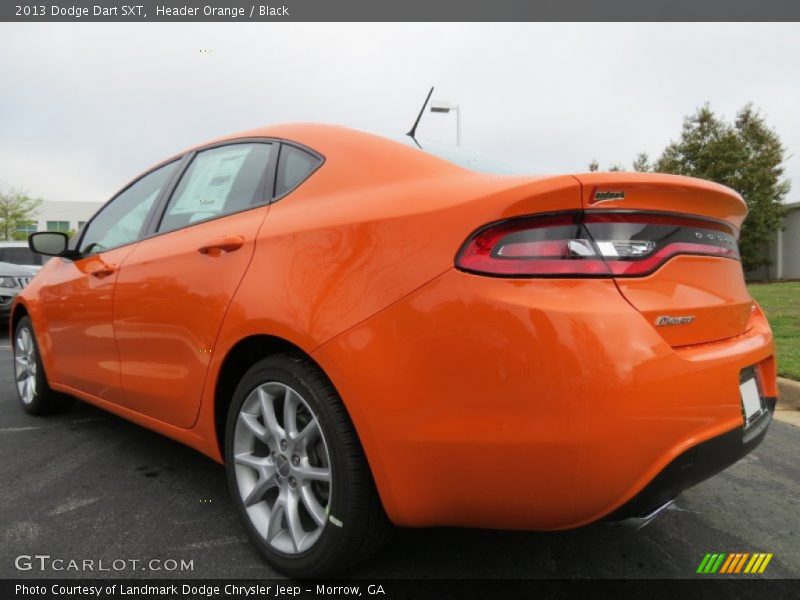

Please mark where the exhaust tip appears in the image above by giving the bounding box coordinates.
[616,500,675,531]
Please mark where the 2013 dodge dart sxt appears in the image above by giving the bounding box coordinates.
[12,124,776,576]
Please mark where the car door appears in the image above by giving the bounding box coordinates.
[37,160,179,403]
[112,141,276,428]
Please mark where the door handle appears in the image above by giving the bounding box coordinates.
[198,235,245,257]
[88,264,117,278]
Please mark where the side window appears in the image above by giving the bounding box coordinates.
[275,145,322,197]
[81,161,177,254]
[158,143,273,234]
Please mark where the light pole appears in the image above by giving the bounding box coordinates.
[430,100,461,146]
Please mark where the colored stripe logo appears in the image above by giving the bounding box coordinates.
[696,552,773,574]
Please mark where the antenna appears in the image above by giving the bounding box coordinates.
[407,86,434,140]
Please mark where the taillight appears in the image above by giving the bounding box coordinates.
[455,211,740,278]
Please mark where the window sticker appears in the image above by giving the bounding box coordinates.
[170,145,251,215]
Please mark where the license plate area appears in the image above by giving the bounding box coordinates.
[740,367,766,427]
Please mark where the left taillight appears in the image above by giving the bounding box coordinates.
[455,210,740,278]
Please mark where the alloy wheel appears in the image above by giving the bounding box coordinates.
[14,326,37,405]
[233,382,332,554]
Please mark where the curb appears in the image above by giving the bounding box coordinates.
[777,377,800,411]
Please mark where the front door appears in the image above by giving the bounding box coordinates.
[113,142,275,427]
[38,160,178,403]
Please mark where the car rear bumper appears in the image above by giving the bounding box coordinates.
[609,397,774,520]
[313,269,777,530]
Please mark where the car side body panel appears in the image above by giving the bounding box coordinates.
[112,206,270,428]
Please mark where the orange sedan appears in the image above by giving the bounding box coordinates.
[12,124,776,576]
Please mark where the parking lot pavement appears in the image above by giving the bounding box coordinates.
[0,333,798,583]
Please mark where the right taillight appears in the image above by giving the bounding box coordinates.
[455,210,740,278]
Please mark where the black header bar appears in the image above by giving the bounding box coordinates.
[3,0,800,22]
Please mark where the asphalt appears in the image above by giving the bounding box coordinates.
[0,334,798,583]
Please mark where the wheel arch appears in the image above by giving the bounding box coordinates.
[10,300,30,336]
[212,334,370,473]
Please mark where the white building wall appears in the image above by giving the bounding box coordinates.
[30,200,103,233]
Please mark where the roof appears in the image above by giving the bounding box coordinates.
[200,123,468,182]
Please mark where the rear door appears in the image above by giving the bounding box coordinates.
[113,141,276,427]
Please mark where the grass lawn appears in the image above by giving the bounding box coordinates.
[748,281,800,380]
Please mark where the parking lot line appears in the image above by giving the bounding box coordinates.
[0,425,42,433]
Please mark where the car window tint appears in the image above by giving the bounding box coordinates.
[81,161,177,254]
[158,143,273,233]
[275,145,321,197]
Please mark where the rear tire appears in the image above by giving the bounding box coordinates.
[225,353,392,577]
[14,316,74,415]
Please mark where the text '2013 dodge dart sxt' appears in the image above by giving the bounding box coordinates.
[12,124,776,576]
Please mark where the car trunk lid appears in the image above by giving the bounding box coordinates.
[574,172,752,347]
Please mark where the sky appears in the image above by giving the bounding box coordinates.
[1,22,798,204]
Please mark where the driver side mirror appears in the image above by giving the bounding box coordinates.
[29,231,72,258]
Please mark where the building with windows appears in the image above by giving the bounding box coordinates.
[747,201,800,281]
[16,200,103,237]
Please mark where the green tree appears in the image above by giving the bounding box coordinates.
[0,187,42,241]
[653,104,790,272]
[632,152,652,172]
[588,159,599,172]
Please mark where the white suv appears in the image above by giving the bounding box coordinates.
[0,260,37,319]
[0,242,42,320]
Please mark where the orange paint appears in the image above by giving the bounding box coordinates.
[13,124,775,530]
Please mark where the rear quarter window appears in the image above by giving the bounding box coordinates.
[275,145,322,197]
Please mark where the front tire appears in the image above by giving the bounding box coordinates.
[225,353,391,577]
[14,316,74,415]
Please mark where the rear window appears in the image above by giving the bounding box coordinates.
[388,134,531,175]
[275,145,322,197]
[0,247,44,266]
